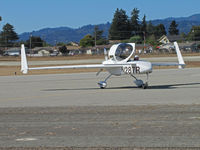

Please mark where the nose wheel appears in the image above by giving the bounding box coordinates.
[98,81,107,89]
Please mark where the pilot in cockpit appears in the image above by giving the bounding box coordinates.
[134,55,139,61]
[115,44,133,61]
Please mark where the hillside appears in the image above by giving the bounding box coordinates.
[19,23,110,45]
[151,14,200,34]
[19,14,200,45]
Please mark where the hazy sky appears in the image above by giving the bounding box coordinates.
[1,0,200,33]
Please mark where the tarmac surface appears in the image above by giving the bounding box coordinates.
[0,68,200,148]
[0,105,200,148]
[0,68,200,107]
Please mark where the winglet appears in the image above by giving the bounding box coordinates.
[21,44,28,74]
[174,42,185,69]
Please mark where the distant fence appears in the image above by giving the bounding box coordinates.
[0,147,199,150]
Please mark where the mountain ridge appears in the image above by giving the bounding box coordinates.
[19,14,200,45]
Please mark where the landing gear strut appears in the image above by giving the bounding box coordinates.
[98,74,112,89]
[132,73,149,89]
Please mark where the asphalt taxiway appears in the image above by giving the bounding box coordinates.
[0,68,200,147]
[0,105,200,147]
[0,68,200,107]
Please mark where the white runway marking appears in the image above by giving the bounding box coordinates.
[189,117,200,120]
[16,138,38,142]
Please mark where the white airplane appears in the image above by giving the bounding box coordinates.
[21,42,185,89]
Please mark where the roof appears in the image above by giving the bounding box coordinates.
[32,47,55,52]
[158,35,185,43]
[4,47,20,51]
[167,35,185,42]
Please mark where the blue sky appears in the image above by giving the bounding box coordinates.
[1,0,200,34]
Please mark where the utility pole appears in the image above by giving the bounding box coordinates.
[30,34,32,57]
[5,33,7,50]
[94,30,97,48]
[143,31,146,51]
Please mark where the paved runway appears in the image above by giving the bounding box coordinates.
[0,68,200,107]
[0,105,200,147]
[0,68,200,148]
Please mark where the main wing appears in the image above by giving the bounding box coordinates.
[152,42,185,68]
[20,44,129,74]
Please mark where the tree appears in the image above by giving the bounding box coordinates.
[109,8,131,40]
[141,15,147,39]
[187,26,200,41]
[59,45,69,55]
[25,36,44,48]
[56,42,66,46]
[154,24,166,38]
[146,21,155,37]
[93,26,108,45]
[129,36,142,44]
[0,23,18,47]
[0,16,2,22]
[93,26,103,41]
[169,20,179,35]
[146,35,160,47]
[80,34,94,47]
[130,8,140,36]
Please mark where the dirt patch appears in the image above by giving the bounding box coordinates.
[0,61,199,76]
[0,52,199,62]
[0,55,104,62]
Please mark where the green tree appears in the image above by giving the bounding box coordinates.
[141,15,147,39]
[25,36,44,48]
[187,26,200,41]
[58,45,69,55]
[130,8,140,36]
[0,23,18,47]
[0,16,2,48]
[109,8,131,40]
[146,21,155,37]
[169,20,179,35]
[129,36,142,44]
[146,35,160,47]
[154,24,166,38]
[80,34,94,47]
[56,42,66,46]
[93,26,103,41]
[93,26,108,45]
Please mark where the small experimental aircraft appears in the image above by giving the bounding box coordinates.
[21,42,185,89]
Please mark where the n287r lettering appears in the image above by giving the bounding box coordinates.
[123,66,140,74]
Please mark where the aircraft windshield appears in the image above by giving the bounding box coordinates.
[115,43,133,61]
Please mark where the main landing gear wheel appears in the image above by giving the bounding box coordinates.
[142,82,148,89]
[97,74,112,89]
[132,73,149,89]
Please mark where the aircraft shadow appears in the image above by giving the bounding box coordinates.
[42,82,200,91]
[149,82,200,89]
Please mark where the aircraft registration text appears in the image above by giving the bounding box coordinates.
[123,65,140,74]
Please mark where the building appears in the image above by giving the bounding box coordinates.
[31,47,59,56]
[3,47,20,56]
[158,35,185,44]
